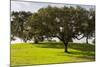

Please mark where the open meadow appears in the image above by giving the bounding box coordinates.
[11,42,95,67]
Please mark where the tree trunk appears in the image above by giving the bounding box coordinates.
[34,36,38,44]
[86,36,88,44]
[56,35,69,53]
[23,39,27,43]
[64,42,68,53]
[34,40,38,44]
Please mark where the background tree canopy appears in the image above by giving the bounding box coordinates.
[11,6,95,52]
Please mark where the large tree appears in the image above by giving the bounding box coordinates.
[27,6,95,52]
[11,6,95,52]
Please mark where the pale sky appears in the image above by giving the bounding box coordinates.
[11,1,95,13]
[11,1,95,44]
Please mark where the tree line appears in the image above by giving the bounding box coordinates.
[11,6,95,52]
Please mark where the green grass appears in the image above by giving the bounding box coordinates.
[11,42,95,67]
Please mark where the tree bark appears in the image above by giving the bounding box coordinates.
[56,35,69,53]
[34,36,39,44]
[64,42,68,53]
[34,40,38,44]
[86,35,88,44]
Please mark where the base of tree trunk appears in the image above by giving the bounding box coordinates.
[34,40,38,44]
[64,50,68,53]
[64,42,68,53]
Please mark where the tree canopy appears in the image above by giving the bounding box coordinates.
[11,6,95,52]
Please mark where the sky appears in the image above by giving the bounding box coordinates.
[11,1,95,13]
[11,1,95,44]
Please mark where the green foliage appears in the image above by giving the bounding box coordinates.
[11,6,95,52]
[26,6,95,52]
[11,11,32,42]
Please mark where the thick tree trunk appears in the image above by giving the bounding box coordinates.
[56,35,69,53]
[64,42,68,53]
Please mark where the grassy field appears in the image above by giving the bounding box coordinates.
[11,42,95,67]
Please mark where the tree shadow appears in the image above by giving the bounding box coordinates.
[30,42,95,60]
[30,42,95,52]
[58,49,95,60]
[33,42,64,49]
[68,43,95,52]
[68,51,95,56]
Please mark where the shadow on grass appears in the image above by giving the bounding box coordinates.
[69,51,94,56]
[57,50,95,60]
[35,42,64,49]
[30,42,95,59]
[31,42,95,52]
[68,43,95,52]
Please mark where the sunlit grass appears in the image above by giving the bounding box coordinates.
[11,42,95,67]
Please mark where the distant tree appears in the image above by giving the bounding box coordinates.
[26,13,45,43]
[79,8,95,44]
[11,11,32,42]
